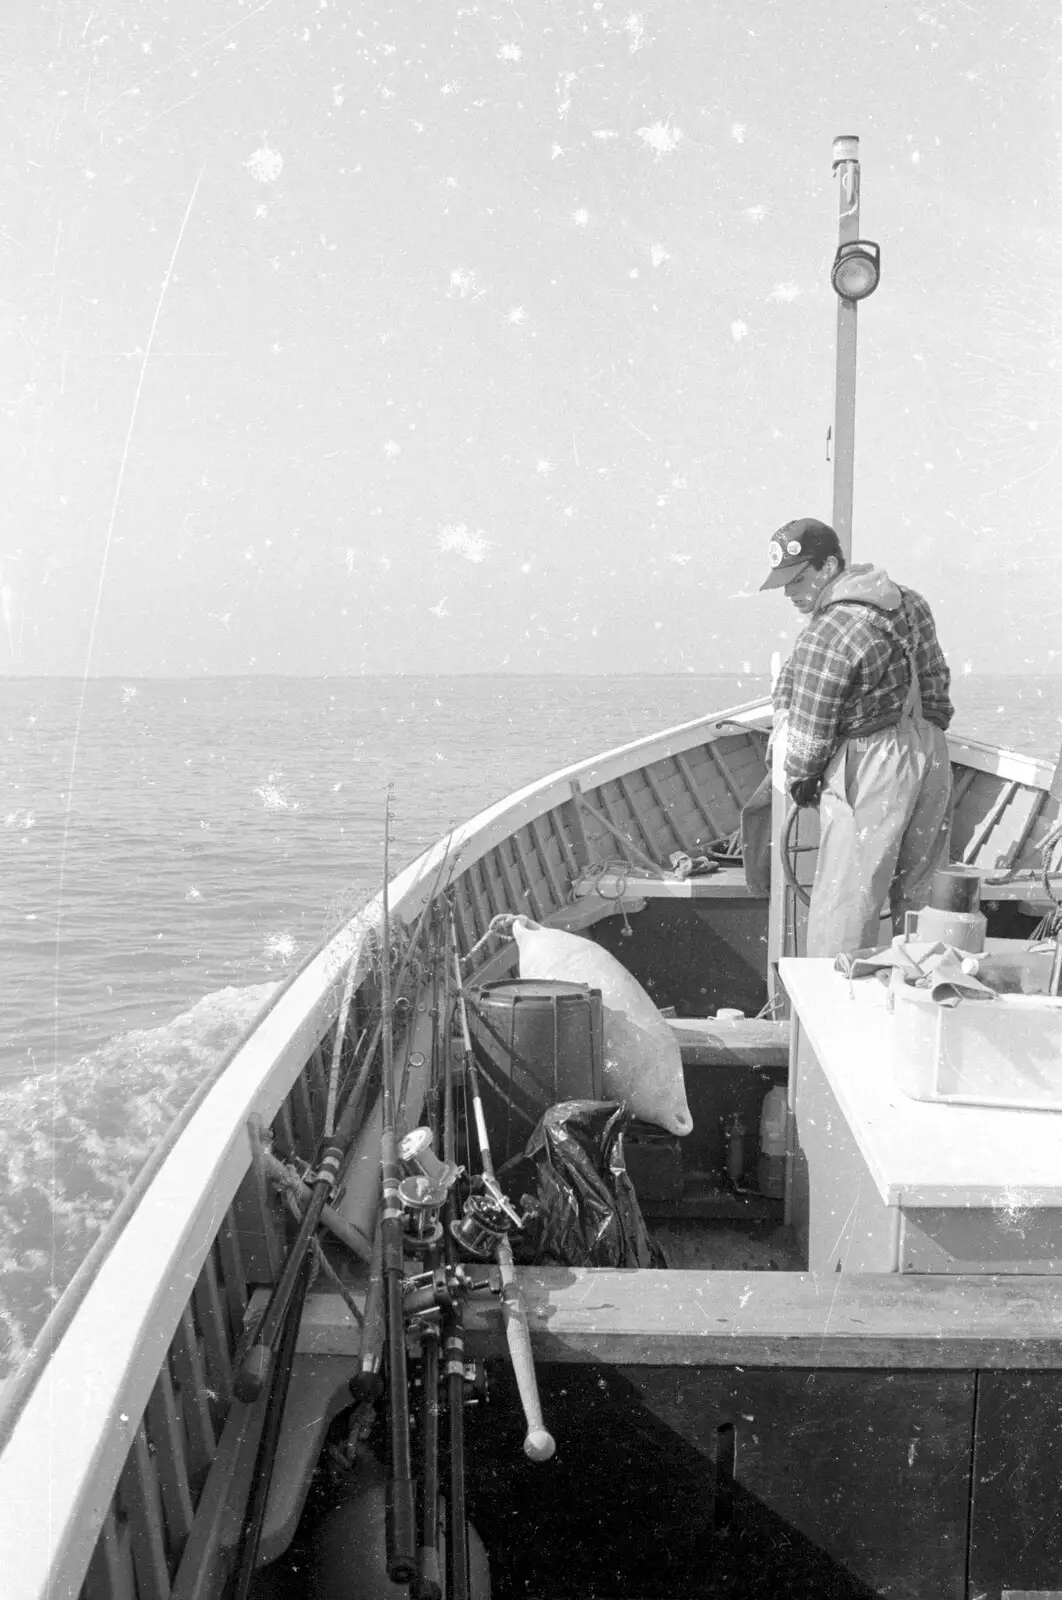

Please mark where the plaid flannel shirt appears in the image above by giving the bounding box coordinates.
[773,586,952,785]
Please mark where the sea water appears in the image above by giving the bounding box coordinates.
[1,672,1059,1372]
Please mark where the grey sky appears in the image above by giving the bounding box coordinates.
[2,0,1058,676]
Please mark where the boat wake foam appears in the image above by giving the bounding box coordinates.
[0,982,277,1379]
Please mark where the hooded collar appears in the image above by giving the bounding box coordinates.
[811,562,903,618]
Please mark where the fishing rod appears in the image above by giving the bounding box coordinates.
[348,831,462,1411]
[228,1252,314,1600]
[333,835,455,1137]
[415,1316,443,1600]
[380,788,417,1585]
[448,912,555,1464]
[234,1114,351,1404]
[237,835,458,1405]
[439,916,471,1600]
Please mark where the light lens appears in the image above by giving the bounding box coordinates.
[831,241,881,301]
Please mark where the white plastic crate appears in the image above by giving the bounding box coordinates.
[892,985,1062,1112]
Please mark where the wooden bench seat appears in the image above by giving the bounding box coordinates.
[668,1016,790,1068]
[571,866,756,901]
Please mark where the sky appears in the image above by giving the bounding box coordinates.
[1,0,1059,676]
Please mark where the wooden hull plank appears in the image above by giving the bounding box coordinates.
[461,1268,1062,1368]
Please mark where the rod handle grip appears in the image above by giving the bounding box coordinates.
[234,1342,271,1403]
[496,1239,555,1463]
[413,1547,443,1600]
[386,1479,417,1585]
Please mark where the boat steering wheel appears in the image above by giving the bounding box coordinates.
[780,802,813,908]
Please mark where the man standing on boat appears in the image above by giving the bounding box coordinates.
[761,517,953,956]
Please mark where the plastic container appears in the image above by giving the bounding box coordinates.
[892,986,1062,1111]
[903,865,987,951]
[903,905,986,952]
[511,917,693,1135]
[757,1086,788,1198]
[469,979,604,1166]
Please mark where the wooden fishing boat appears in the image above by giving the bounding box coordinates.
[2,685,1061,1600]
[4,138,1062,1600]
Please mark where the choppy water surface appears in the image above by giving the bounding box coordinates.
[1,672,1059,1373]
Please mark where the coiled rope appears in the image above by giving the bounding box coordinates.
[461,911,520,968]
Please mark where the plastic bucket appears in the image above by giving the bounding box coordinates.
[469,979,604,1165]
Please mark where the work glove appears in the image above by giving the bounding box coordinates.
[789,773,823,808]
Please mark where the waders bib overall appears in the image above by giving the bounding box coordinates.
[805,625,953,958]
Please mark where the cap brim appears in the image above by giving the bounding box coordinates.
[759,560,809,592]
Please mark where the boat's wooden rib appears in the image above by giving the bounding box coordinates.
[642,762,694,854]
[514,822,552,920]
[530,814,567,906]
[991,783,1046,874]
[950,765,977,810]
[120,1424,171,1600]
[303,1042,328,1115]
[144,1369,196,1564]
[477,847,504,928]
[674,749,730,841]
[545,801,580,878]
[170,1307,219,1478]
[618,771,663,860]
[288,1072,316,1160]
[214,1219,248,1334]
[450,881,475,959]
[703,741,744,811]
[465,856,492,940]
[82,1506,129,1600]
[193,1257,235,1414]
[492,836,529,924]
[563,786,591,869]
[961,779,1022,867]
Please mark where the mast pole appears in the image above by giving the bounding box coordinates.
[831,133,861,561]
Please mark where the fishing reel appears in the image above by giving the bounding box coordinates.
[450,1178,525,1260]
[397,1127,462,1251]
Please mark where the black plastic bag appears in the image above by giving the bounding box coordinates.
[498,1101,663,1269]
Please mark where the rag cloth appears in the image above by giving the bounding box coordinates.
[834,941,996,1007]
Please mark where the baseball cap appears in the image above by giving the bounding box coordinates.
[759,518,843,591]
